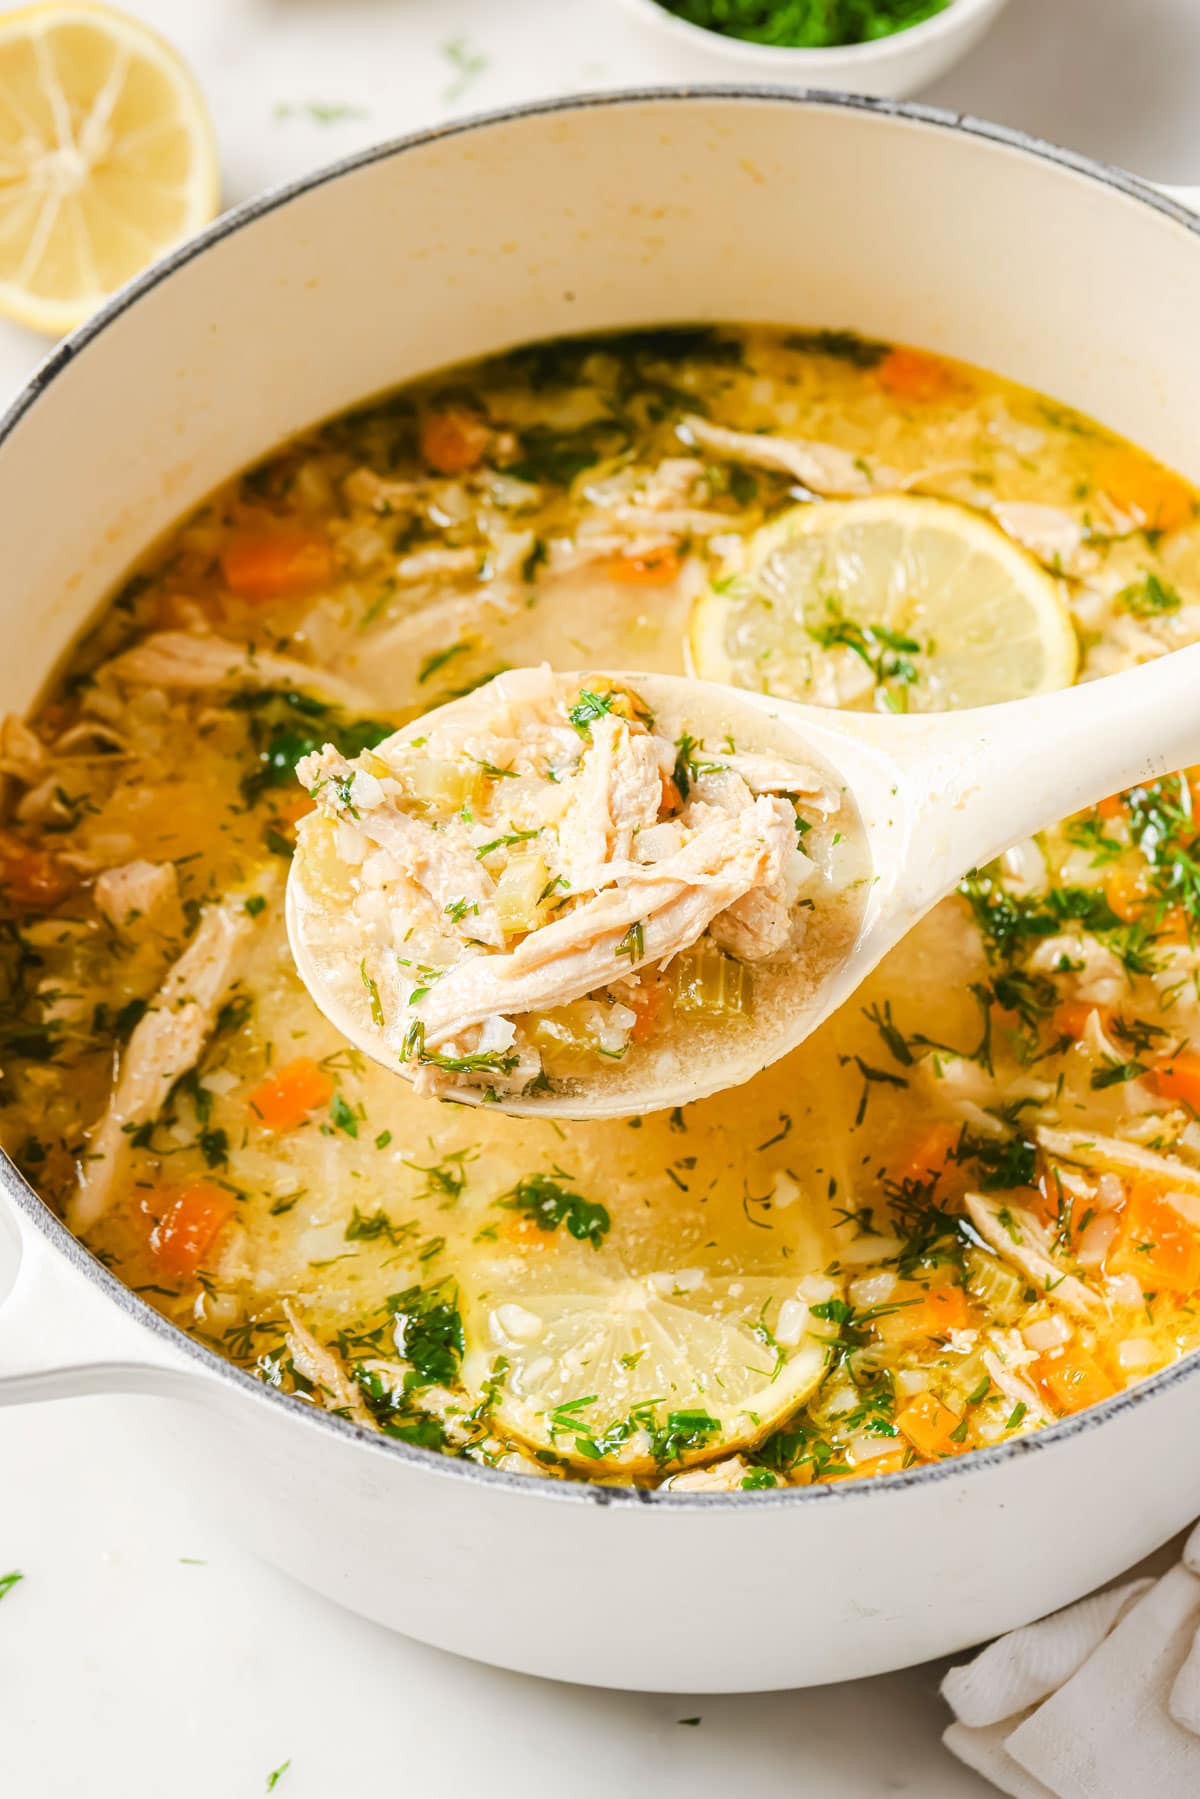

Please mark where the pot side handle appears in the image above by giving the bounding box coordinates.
[0,1177,203,1407]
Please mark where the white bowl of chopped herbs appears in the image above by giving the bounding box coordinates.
[613,0,1011,97]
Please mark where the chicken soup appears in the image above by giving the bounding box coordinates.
[5,325,1200,1489]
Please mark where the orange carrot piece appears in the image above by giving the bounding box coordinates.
[151,1182,235,1280]
[897,1121,959,1186]
[221,528,333,601]
[895,1392,963,1458]
[854,1447,908,1478]
[910,1284,970,1336]
[877,348,964,404]
[1108,1179,1200,1294]
[246,1057,335,1132]
[419,405,490,475]
[659,773,684,814]
[1156,906,1192,944]
[1103,865,1150,923]
[1096,793,1126,821]
[0,830,73,910]
[628,982,670,1046]
[1053,1000,1106,1042]
[1150,1050,1200,1112]
[603,545,682,585]
[1097,447,1194,533]
[1034,1344,1116,1414]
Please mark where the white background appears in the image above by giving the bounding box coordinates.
[3,2,1200,1793]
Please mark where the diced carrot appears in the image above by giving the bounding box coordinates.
[897,1121,959,1187]
[1150,1049,1200,1112]
[1104,865,1150,923]
[877,1280,971,1344]
[246,1057,335,1132]
[221,527,333,601]
[877,348,965,404]
[603,545,682,585]
[1053,1000,1106,1042]
[1034,1344,1116,1414]
[628,981,670,1046]
[1108,1178,1200,1294]
[909,1283,971,1336]
[660,774,684,814]
[895,1392,963,1458]
[854,1446,908,1478]
[0,830,73,910]
[419,405,490,475]
[1156,906,1192,944]
[151,1182,235,1280]
[1096,447,1194,533]
[1096,792,1126,821]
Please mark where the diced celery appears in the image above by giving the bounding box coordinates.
[532,1001,612,1073]
[357,749,393,781]
[401,756,481,815]
[670,946,751,1018]
[494,853,550,935]
[964,1247,1026,1323]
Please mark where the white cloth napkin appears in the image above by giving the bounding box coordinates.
[942,1524,1200,1797]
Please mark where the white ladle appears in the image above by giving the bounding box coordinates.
[288,649,1200,1117]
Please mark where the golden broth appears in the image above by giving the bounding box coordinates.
[5,325,1200,1488]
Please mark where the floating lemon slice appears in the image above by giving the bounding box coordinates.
[462,1264,831,1476]
[0,2,218,334]
[690,494,1079,713]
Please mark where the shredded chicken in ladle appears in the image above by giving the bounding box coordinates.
[290,668,851,1102]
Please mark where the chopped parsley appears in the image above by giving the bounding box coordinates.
[392,1283,465,1388]
[1117,571,1182,619]
[499,1172,611,1246]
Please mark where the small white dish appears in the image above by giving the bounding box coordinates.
[609,0,1012,98]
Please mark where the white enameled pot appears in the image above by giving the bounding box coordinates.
[2,91,1200,1695]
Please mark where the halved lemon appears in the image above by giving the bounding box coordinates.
[689,494,1079,713]
[461,1264,831,1475]
[0,2,218,335]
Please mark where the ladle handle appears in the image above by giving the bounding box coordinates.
[883,640,1200,910]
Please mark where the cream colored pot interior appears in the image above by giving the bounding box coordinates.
[5,92,1199,716]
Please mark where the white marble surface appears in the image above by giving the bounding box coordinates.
[3,2,1200,1792]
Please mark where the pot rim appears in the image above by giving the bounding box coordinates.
[5,84,1199,1513]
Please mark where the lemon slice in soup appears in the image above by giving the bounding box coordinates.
[462,1264,830,1475]
[690,494,1078,712]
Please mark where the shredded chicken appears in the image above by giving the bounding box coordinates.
[93,859,182,941]
[556,713,664,887]
[283,1302,371,1424]
[0,713,46,785]
[981,1335,1053,1427]
[70,899,260,1230]
[709,883,795,961]
[680,414,876,497]
[393,545,482,585]
[343,467,425,514]
[1037,1126,1200,1208]
[413,797,795,1050]
[299,746,505,946]
[663,1456,749,1492]
[102,630,375,710]
[964,1193,1105,1323]
[717,750,832,802]
[991,502,1098,579]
